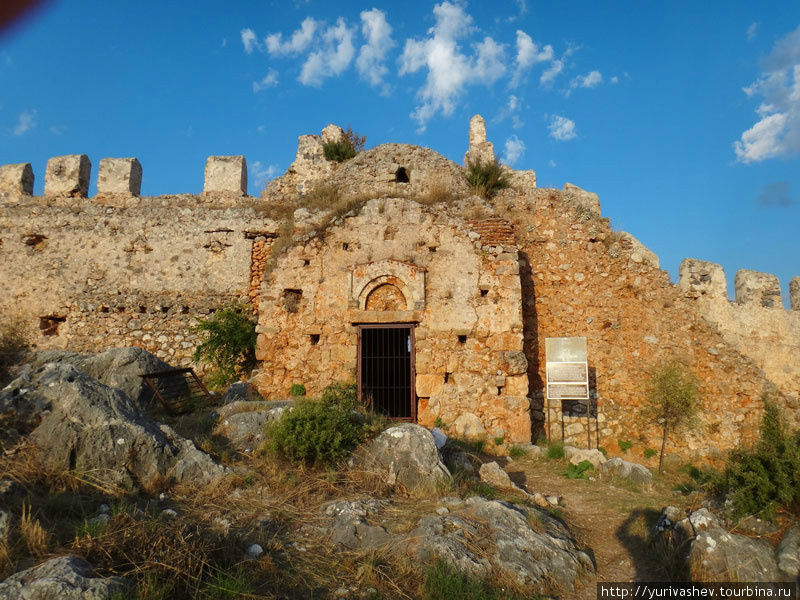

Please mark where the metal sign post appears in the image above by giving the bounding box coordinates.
[545,337,591,448]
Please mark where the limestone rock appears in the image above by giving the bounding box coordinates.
[407,496,593,593]
[564,446,607,469]
[26,347,176,410]
[479,461,525,494]
[353,424,451,494]
[503,350,528,376]
[321,124,345,144]
[0,363,225,492]
[790,277,800,311]
[0,162,34,196]
[689,525,779,582]
[619,232,659,268]
[44,154,91,198]
[464,115,495,166]
[222,381,264,404]
[97,158,142,195]
[213,401,290,452]
[777,525,800,580]
[679,258,727,299]
[600,457,653,490]
[324,499,392,550]
[451,412,487,441]
[0,555,129,600]
[735,269,782,308]
[675,508,719,537]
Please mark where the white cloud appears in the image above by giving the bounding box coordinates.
[241,28,259,54]
[13,110,35,135]
[252,69,279,92]
[746,22,759,42]
[510,30,552,87]
[567,69,602,95]
[610,75,619,84]
[548,115,576,141]
[49,125,65,135]
[356,8,395,92]
[250,161,279,188]
[503,135,526,165]
[299,18,355,87]
[398,2,507,131]
[221,38,227,48]
[734,25,800,163]
[540,45,576,89]
[494,94,524,129]
[266,17,318,56]
[548,159,556,167]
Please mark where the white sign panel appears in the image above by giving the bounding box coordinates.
[545,337,589,400]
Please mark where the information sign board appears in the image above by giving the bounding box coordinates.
[545,337,589,400]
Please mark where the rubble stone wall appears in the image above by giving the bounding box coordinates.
[252,197,532,445]
[0,194,278,366]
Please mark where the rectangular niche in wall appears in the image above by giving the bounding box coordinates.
[358,324,415,421]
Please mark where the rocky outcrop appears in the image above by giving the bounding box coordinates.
[564,446,607,469]
[213,400,291,452]
[0,363,225,491]
[777,526,800,581]
[689,525,780,582]
[408,496,593,593]
[0,555,128,600]
[353,424,451,494]
[324,499,392,550]
[26,347,174,410]
[600,457,653,490]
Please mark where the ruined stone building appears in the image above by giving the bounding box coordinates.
[1,115,798,459]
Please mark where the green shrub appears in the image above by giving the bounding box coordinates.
[434,416,446,429]
[644,447,658,459]
[493,436,505,446]
[465,159,510,199]
[508,445,528,459]
[564,459,595,479]
[192,303,257,387]
[322,126,365,163]
[546,442,565,460]
[618,439,632,454]
[598,446,608,457]
[266,382,364,465]
[289,383,306,397]
[718,400,800,521]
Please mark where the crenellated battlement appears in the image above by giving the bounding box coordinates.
[679,258,799,311]
[0,154,249,199]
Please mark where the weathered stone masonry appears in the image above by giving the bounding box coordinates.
[1,118,798,461]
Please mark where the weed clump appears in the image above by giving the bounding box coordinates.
[718,399,800,521]
[266,382,365,466]
[192,302,257,388]
[465,159,510,199]
[323,126,365,163]
[546,442,565,460]
[564,460,594,479]
[0,315,30,387]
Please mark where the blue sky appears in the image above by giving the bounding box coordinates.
[1,1,799,304]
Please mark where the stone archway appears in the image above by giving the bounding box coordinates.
[365,282,407,311]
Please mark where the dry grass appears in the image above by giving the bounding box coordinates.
[20,503,50,557]
[418,175,458,205]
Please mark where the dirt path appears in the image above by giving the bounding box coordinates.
[503,455,698,600]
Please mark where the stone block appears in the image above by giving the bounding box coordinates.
[44,154,91,197]
[734,269,782,308]
[464,114,495,166]
[97,158,142,195]
[679,258,727,299]
[790,277,800,311]
[562,182,601,216]
[0,163,34,196]
[203,155,247,195]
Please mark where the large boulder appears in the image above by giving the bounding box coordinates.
[564,446,607,469]
[213,400,291,452]
[0,555,129,600]
[324,499,392,550]
[777,526,800,581]
[353,424,451,494]
[600,457,653,490]
[26,347,174,409]
[689,525,780,582]
[0,363,225,492]
[479,461,526,494]
[222,381,264,404]
[407,496,593,593]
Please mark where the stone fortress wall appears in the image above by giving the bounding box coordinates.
[0,154,279,367]
[1,117,798,460]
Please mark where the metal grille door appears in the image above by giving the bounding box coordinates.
[359,325,415,420]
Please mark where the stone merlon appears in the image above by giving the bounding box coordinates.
[0,163,34,197]
[679,258,727,299]
[789,277,800,311]
[203,155,247,195]
[735,269,782,309]
[97,158,142,195]
[44,154,91,198]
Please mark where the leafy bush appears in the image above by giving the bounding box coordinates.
[465,159,510,199]
[266,382,364,465]
[192,303,257,388]
[508,445,528,459]
[564,459,594,479]
[718,400,800,521]
[642,358,700,472]
[546,442,565,460]
[322,126,365,163]
[644,447,658,459]
[289,384,306,397]
[618,439,632,454]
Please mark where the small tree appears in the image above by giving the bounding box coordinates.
[192,302,257,387]
[642,358,701,473]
